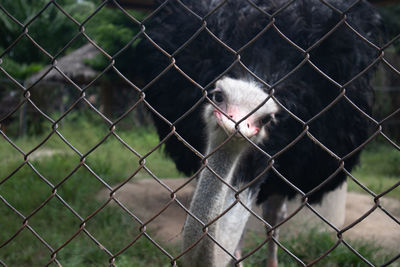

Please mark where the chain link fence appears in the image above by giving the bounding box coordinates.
[0,0,399,266]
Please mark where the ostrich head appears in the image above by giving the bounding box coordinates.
[204,77,280,145]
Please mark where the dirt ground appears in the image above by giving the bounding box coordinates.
[98,178,400,250]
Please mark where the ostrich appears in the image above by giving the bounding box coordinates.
[135,0,383,266]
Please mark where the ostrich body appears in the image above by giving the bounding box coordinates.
[135,0,382,266]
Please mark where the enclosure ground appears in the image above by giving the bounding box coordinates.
[98,178,400,251]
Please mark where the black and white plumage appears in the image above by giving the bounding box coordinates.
[135,0,382,265]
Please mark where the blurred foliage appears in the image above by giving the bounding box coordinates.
[0,0,146,80]
[0,0,87,79]
[351,141,400,200]
[378,4,400,52]
[82,6,145,74]
[1,58,43,79]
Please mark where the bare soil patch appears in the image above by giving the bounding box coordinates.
[98,178,400,249]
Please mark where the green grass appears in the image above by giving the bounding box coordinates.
[0,113,181,180]
[1,115,399,266]
[0,115,181,266]
[350,143,400,200]
[242,229,398,267]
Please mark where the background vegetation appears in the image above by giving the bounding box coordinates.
[0,0,143,80]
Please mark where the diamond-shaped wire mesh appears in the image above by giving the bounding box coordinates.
[0,0,399,266]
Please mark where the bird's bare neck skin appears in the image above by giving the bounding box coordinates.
[183,77,279,266]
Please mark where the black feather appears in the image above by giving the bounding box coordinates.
[135,0,383,203]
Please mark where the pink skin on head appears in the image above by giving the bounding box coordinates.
[213,106,260,137]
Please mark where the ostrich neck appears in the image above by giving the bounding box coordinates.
[183,135,255,266]
[190,141,242,225]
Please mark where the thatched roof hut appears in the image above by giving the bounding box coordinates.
[16,44,103,135]
[26,43,99,86]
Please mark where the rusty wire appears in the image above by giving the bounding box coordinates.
[0,0,399,266]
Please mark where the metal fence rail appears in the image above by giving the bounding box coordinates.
[0,0,399,266]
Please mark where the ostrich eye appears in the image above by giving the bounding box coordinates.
[260,115,272,125]
[212,91,224,103]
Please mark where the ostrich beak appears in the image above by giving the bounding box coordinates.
[213,109,260,138]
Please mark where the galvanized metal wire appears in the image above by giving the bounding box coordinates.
[0,0,399,266]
